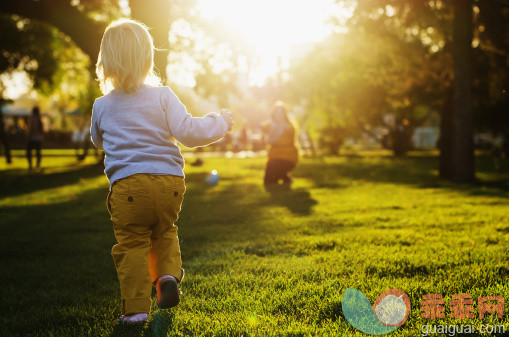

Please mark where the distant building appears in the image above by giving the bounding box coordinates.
[413,127,439,149]
[1,105,31,117]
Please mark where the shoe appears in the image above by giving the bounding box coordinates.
[156,275,180,309]
[118,313,149,324]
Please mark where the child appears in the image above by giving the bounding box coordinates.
[90,19,233,324]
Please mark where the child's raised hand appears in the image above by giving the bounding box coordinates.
[221,109,233,132]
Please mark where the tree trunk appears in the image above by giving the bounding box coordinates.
[0,0,105,62]
[130,0,171,82]
[439,87,454,178]
[390,124,413,157]
[447,0,475,182]
[0,110,12,164]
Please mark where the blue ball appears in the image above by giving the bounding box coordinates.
[206,170,219,184]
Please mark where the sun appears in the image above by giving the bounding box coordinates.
[197,0,339,84]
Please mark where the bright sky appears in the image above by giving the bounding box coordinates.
[197,0,337,84]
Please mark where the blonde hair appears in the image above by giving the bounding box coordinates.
[96,18,161,94]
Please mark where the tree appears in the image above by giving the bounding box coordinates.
[290,0,508,176]
[130,0,200,81]
[287,11,444,156]
[0,13,61,163]
[354,0,508,180]
[0,1,201,82]
[0,0,108,64]
[447,0,474,181]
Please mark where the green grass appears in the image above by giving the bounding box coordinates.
[0,151,508,336]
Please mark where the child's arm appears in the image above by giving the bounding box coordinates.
[162,87,230,148]
[90,102,103,150]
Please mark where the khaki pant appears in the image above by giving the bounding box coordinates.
[107,173,185,315]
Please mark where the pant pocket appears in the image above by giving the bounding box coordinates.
[151,177,185,238]
[158,176,185,204]
[111,192,154,229]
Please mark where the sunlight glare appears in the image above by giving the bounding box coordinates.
[198,0,336,83]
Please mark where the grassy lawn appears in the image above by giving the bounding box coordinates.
[0,151,508,336]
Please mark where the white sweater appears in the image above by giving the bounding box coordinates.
[90,85,228,187]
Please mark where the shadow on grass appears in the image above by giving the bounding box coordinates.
[108,310,175,337]
[177,172,318,264]
[296,154,509,198]
[109,323,145,337]
[145,310,174,337]
[0,187,116,336]
[266,185,318,216]
[0,163,104,198]
[184,172,317,219]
